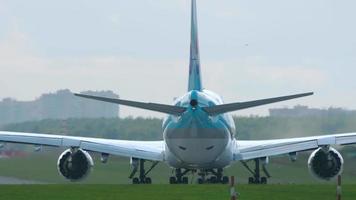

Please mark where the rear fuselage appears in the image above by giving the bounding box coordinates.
[163,90,236,169]
[162,0,236,170]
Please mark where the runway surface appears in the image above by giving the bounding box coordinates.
[0,176,45,184]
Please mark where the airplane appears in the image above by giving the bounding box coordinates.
[0,0,355,185]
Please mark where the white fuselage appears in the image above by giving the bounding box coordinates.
[163,90,236,169]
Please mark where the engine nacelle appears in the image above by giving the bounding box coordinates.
[57,149,94,181]
[308,147,343,180]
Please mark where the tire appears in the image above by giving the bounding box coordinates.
[145,177,152,184]
[222,176,229,184]
[210,176,217,184]
[182,177,189,184]
[169,177,176,184]
[248,177,254,184]
[132,177,140,184]
[197,178,204,184]
[261,177,267,184]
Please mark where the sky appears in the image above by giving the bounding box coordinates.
[0,0,356,118]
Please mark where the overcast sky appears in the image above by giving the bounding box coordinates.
[1,0,356,118]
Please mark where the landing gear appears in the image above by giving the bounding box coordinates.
[196,169,229,184]
[167,168,229,184]
[169,168,190,184]
[242,158,270,184]
[129,159,158,184]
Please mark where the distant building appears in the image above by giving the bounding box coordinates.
[269,105,355,117]
[0,89,119,126]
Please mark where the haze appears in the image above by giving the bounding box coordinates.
[0,0,355,118]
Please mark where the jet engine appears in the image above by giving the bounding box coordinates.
[308,147,343,180]
[57,149,94,181]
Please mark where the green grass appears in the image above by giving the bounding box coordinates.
[1,147,356,200]
[1,146,356,184]
[0,184,355,200]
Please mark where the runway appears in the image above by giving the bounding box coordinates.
[0,176,45,184]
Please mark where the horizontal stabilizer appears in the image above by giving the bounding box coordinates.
[202,92,314,115]
[75,94,186,115]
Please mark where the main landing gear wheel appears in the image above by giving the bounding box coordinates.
[248,176,268,184]
[222,176,229,184]
[242,158,271,184]
[133,177,140,184]
[169,168,190,184]
[129,159,158,184]
[197,169,229,184]
[145,177,152,184]
[261,177,267,184]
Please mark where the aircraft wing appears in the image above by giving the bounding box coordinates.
[0,131,165,161]
[234,132,356,161]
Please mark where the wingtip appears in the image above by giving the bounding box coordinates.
[73,93,88,98]
[297,92,314,97]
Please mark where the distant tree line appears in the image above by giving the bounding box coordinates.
[235,114,356,140]
[0,89,119,126]
[269,105,356,118]
[1,117,162,140]
[2,114,356,141]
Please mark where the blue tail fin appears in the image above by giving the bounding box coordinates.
[188,0,203,91]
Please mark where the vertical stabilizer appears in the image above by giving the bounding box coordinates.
[188,0,203,91]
